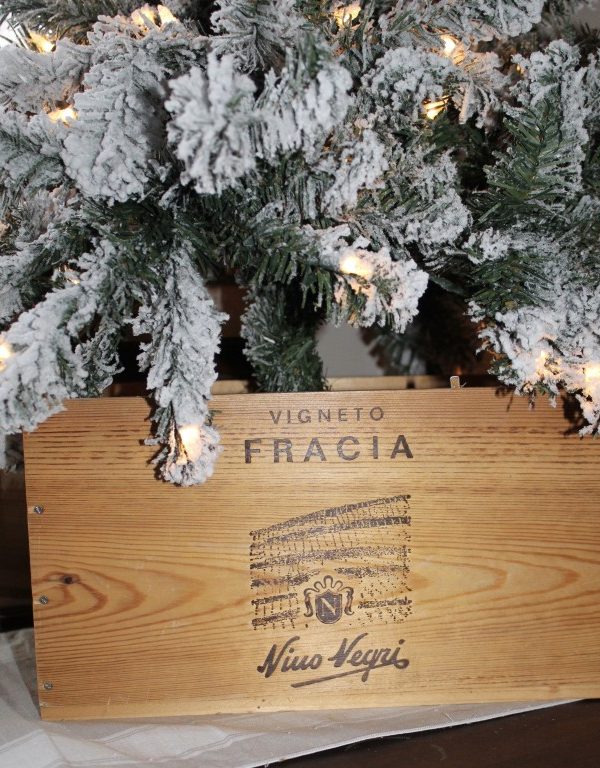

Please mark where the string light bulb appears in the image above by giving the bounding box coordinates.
[535,350,563,380]
[47,106,77,125]
[535,350,548,377]
[333,2,361,28]
[0,338,13,370]
[60,266,81,285]
[584,364,600,383]
[423,98,447,120]
[439,33,465,64]
[29,31,54,54]
[157,4,177,24]
[339,252,374,280]
[440,34,458,56]
[131,5,156,28]
[177,424,203,463]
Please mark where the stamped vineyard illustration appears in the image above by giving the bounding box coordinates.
[249,495,413,687]
[249,495,412,630]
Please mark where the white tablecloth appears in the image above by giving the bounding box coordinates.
[0,629,569,768]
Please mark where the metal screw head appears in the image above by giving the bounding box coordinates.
[43,681,53,691]
[39,595,49,605]
[33,505,44,515]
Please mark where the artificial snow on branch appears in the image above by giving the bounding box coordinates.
[466,40,600,428]
[166,52,257,195]
[63,12,198,203]
[133,241,227,485]
[312,225,429,332]
[167,37,352,195]
[0,0,599,486]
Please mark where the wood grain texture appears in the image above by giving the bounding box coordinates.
[23,385,600,720]
[108,374,450,397]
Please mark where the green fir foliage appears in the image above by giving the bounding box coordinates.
[0,0,599,483]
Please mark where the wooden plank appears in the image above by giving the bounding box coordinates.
[23,387,600,720]
[107,374,452,398]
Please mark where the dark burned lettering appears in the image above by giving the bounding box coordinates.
[274,438,293,463]
[257,636,323,678]
[257,633,409,687]
[390,434,413,459]
[372,434,379,460]
[245,438,262,464]
[298,409,311,424]
[337,436,359,461]
[327,633,408,682]
[245,435,413,463]
[252,405,412,463]
[304,438,327,462]
[267,407,385,425]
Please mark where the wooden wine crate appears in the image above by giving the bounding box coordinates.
[23,383,600,721]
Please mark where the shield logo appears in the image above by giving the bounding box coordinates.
[303,575,354,625]
[315,590,343,624]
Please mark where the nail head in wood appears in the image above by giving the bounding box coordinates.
[39,595,49,605]
[33,505,44,515]
[43,682,53,691]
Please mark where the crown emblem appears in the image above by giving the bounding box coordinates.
[303,575,354,625]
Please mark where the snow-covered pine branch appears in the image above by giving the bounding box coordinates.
[0,40,90,113]
[166,37,352,195]
[0,186,79,322]
[1,0,599,486]
[63,12,199,203]
[468,40,600,430]
[133,242,227,486]
[210,0,305,70]
[384,0,545,43]
[0,110,65,195]
[311,225,428,333]
[0,236,142,435]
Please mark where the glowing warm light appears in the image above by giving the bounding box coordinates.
[440,34,458,56]
[584,364,600,383]
[47,106,77,125]
[535,349,562,380]
[0,339,13,370]
[439,33,465,64]
[60,266,80,285]
[535,350,548,377]
[29,31,54,54]
[423,98,447,120]
[340,253,374,280]
[131,5,157,27]
[157,4,177,24]
[0,340,12,360]
[177,424,203,463]
[333,2,361,28]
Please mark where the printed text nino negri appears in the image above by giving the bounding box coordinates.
[244,406,414,463]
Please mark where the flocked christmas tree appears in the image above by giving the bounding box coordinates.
[0,0,599,484]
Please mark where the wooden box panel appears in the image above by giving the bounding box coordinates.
[23,386,600,720]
